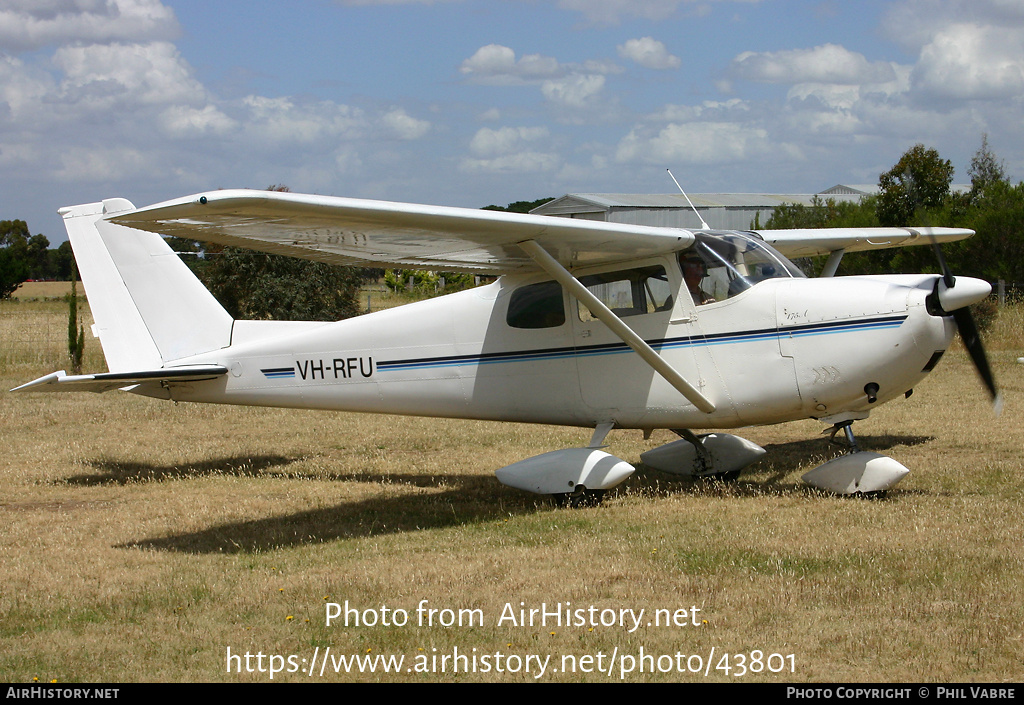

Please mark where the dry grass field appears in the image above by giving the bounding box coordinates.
[1,296,1022,683]
[10,281,75,301]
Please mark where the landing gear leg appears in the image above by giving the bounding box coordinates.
[828,420,860,452]
[671,429,741,481]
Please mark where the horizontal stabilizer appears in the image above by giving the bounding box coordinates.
[11,365,227,394]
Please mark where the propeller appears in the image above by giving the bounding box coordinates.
[930,237,1002,412]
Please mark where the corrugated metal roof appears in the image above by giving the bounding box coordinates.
[819,183,971,196]
[819,184,877,195]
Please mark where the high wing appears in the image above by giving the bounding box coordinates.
[110,189,974,276]
[756,226,973,259]
[110,189,696,274]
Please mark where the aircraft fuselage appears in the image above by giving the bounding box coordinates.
[161,258,953,432]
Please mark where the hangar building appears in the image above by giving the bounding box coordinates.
[530,184,877,230]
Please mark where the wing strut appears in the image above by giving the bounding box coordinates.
[518,239,716,414]
[820,248,845,277]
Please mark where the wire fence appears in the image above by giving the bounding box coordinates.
[0,303,103,377]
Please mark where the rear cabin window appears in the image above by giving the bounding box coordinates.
[507,281,565,329]
[577,265,671,322]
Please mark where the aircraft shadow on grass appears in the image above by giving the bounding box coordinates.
[67,454,304,485]
[101,433,933,554]
[70,453,525,490]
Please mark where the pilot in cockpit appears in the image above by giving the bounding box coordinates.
[681,253,715,305]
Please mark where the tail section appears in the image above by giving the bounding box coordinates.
[60,199,233,371]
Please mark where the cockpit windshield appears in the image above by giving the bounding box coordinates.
[681,231,804,304]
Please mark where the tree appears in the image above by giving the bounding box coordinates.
[0,220,31,298]
[201,249,364,320]
[948,179,1024,286]
[875,144,954,226]
[761,196,876,230]
[25,233,50,277]
[198,185,366,321]
[758,196,884,275]
[381,198,554,298]
[67,264,85,374]
[383,268,476,296]
[50,241,75,281]
[968,134,1008,202]
[482,197,554,214]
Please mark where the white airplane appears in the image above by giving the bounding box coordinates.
[13,190,999,503]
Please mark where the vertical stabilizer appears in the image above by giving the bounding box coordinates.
[61,199,233,371]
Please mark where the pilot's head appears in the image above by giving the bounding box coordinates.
[681,254,706,288]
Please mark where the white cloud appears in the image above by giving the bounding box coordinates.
[0,0,179,53]
[459,152,559,174]
[333,146,363,173]
[881,0,1024,51]
[459,44,561,85]
[650,99,748,122]
[0,26,439,199]
[786,64,911,111]
[459,44,620,123]
[54,41,205,107]
[0,54,55,122]
[912,23,1024,100]
[615,121,785,165]
[54,144,152,182]
[617,37,680,70]
[335,0,462,5]
[731,44,896,85]
[556,0,686,25]
[159,105,237,137]
[462,125,558,173]
[459,44,620,86]
[541,74,606,109]
[469,126,549,157]
[241,95,367,145]
[382,108,431,140]
[555,0,762,25]
[786,84,863,112]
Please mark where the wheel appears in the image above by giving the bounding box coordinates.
[553,486,606,508]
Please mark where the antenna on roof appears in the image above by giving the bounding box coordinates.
[666,168,709,230]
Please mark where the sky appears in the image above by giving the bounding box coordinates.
[2,0,1023,243]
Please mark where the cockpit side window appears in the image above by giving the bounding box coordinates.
[576,265,671,322]
[507,280,565,329]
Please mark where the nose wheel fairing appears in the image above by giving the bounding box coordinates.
[802,451,910,494]
[802,419,909,494]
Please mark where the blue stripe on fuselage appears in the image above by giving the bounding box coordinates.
[376,315,907,372]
